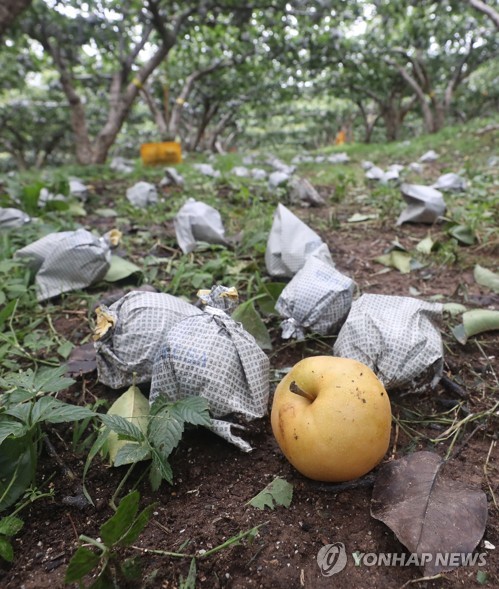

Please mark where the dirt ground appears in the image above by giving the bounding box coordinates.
[1,173,498,589]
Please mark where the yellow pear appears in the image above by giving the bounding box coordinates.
[271,356,392,482]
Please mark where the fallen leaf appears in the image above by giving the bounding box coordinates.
[452,309,499,344]
[104,255,142,282]
[374,251,412,274]
[416,235,435,254]
[448,225,475,245]
[248,477,293,510]
[474,265,499,294]
[105,385,150,465]
[347,213,378,223]
[65,343,97,377]
[371,451,487,576]
[232,300,272,350]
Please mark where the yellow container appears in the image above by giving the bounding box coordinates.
[140,142,182,165]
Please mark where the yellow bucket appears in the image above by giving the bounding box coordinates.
[140,142,182,165]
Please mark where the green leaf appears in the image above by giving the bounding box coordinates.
[476,570,488,585]
[148,409,184,463]
[248,477,293,510]
[474,264,499,294]
[103,385,150,465]
[452,309,499,345]
[100,414,145,443]
[170,397,212,427]
[150,451,173,487]
[0,420,28,445]
[232,300,272,350]
[100,491,140,546]
[0,537,14,562]
[82,431,110,506]
[31,397,95,425]
[65,547,101,583]
[179,558,197,589]
[118,503,157,547]
[448,225,476,245]
[35,365,76,394]
[0,436,36,511]
[95,208,118,218]
[103,255,142,282]
[114,443,151,467]
[0,516,24,537]
[256,283,286,315]
[57,340,74,359]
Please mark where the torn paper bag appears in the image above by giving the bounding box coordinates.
[396,183,446,225]
[174,198,228,254]
[150,305,270,452]
[265,203,330,278]
[94,290,203,389]
[15,228,120,301]
[275,247,355,340]
[333,294,444,391]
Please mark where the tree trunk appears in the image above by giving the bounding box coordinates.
[167,59,232,139]
[190,100,219,151]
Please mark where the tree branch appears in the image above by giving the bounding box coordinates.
[469,0,499,29]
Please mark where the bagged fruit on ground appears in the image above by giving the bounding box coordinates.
[275,245,355,340]
[174,198,229,254]
[287,176,325,207]
[15,228,121,301]
[0,207,30,229]
[93,290,203,389]
[265,203,331,278]
[396,184,446,225]
[333,294,444,391]
[150,292,270,452]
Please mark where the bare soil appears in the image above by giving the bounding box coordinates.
[1,174,498,589]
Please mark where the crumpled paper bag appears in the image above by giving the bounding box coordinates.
[396,183,446,225]
[126,181,158,207]
[432,173,467,192]
[150,296,270,452]
[268,171,290,188]
[15,228,120,301]
[193,163,221,178]
[327,152,350,164]
[275,247,355,340]
[419,150,439,163]
[94,290,203,389]
[231,166,250,177]
[69,178,89,201]
[265,203,330,278]
[160,167,184,187]
[174,198,228,254]
[287,176,325,207]
[0,207,30,229]
[333,294,444,391]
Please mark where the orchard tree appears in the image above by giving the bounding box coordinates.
[376,0,498,133]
